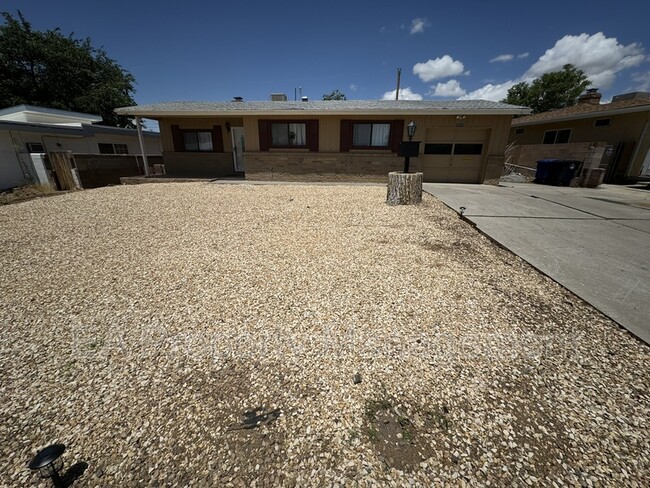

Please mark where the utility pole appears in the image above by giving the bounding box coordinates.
[395,68,401,100]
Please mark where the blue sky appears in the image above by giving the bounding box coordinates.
[3,0,650,105]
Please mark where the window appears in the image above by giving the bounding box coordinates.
[340,120,400,153]
[98,143,130,154]
[424,143,483,155]
[515,128,524,135]
[170,125,223,153]
[26,142,45,153]
[543,129,571,144]
[454,144,483,155]
[594,118,612,127]
[352,123,391,147]
[271,123,306,146]
[259,120,318,152]
[182,131,213,151]
[424,143,453,155]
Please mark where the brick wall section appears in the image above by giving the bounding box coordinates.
[163,152,236,178]
[483,155,506,184]
[244,152,422,183]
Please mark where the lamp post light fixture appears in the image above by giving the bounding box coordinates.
[29,444,66,488]
[403,120,417,173]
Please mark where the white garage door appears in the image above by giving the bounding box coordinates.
[421,128,488,183]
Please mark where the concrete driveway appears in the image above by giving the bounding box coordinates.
[423,182,650,344]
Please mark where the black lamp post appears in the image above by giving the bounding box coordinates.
[29,444,66,488]
[403,120,417,173]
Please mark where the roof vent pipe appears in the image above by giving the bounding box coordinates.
[301,96,308,102]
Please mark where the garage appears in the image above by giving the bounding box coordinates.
[421,128,489,183]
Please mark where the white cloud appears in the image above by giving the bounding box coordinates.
[632,71,650,91]
[459,80,517,102]
[349,83,358,92]
[517,52,529,59]
[459,32,646,101]
[525,32,646,88]
[413,55,466,82]
[410,18,429,34]
[431,79,466,97]
[490,54,514,63]
[381,87,423,100]
[380,26,387,33]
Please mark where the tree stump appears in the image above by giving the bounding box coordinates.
[386,171,423,205]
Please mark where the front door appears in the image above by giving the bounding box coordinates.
[231,127,245,172]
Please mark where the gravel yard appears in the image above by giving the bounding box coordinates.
[1,182,648,487]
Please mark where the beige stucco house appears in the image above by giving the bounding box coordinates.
[508,90,650,183]
[116,99,529,183]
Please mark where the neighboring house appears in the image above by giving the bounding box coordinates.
[508,90,650,183]
[0,105,162,190]
[115,99,529,183]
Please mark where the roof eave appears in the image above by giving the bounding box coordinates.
[115,108,530,118]
[512,104,650,127]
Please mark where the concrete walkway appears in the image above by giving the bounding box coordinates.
[423,182,650,344]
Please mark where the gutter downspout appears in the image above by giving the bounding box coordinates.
[135,116,150,177]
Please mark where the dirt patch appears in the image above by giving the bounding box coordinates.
[363,393,447,471]
[0,184,58,205]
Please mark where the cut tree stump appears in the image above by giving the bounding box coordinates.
[386,171,423,205]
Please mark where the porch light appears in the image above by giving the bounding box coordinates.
[407,120,417,140]
[28,444,66,488]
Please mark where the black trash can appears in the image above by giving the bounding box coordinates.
[535,159,581,186]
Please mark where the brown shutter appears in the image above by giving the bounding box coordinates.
[340,120,352,152]
[308,120,319,152]
[258,120,270,151]
[390,120,404,153]
[212,125,224,152]
[171,124,184,152]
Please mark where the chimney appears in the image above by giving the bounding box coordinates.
[232,96,243,102]
[270,93,288,101]
[578,88,602,105]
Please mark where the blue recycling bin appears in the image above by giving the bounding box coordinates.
[535,159,581,186]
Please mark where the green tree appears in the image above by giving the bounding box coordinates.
[0,11,137,127]
[322,89,347,100]
[502,64,591,114]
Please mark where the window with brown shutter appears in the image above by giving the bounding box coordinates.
[258,119,318,152]
[171,125,224,152]
[340,120,403,152]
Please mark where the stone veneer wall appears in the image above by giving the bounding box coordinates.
[244,152,422,183]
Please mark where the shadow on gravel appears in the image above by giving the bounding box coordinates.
[62,461,88,486]
[238,407,282,430]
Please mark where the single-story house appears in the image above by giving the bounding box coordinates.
[508,90,650,182]
[0,105,162,190]
[115,99,529,183]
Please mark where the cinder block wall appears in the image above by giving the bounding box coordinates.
[244,152,422,183]
[74,154,163,188]
[509,142,605,169]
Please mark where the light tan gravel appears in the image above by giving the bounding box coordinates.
[1,182,648,487]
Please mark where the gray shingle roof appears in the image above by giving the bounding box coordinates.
[116,99,530,117]
[512,98,650,126]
